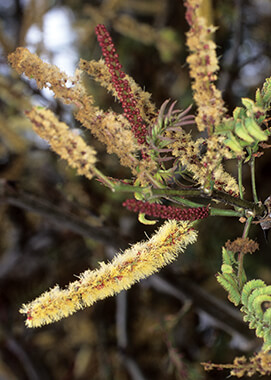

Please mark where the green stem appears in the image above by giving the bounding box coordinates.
[163,195,206,208]
[238,159,244,200]
[146,172,165,189]
[250,155,259,203]
[92,166,116,191]
[242,215,253,239]
[113,183,265,216]
[237,252,245,291]
[210,208,242,217]
[237,216,253,289]
[113,184,203,197]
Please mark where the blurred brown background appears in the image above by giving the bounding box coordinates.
[0,0,271,379]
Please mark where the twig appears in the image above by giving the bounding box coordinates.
[6,337,40,380]
[113,183,265,216]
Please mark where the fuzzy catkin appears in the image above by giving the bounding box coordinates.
[26,107,97,180]
[184,0,226,133]
[20,220,197,327]
[8,47,140,173]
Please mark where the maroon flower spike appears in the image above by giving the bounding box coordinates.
[123,199,209,221]
[95,24,147,145]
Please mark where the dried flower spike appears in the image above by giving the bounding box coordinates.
[225,237,259,255]
[95,24,147,145]
[123,199,209,221]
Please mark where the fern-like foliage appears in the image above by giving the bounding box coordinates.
[216,247,245,306]
[240,279,271,351]
[217,244,271,350]
[216,78,271,157]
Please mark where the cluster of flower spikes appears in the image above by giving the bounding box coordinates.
[123,199,210,221]
[95,24,147,146]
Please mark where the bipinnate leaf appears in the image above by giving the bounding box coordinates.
[241,280,271,351]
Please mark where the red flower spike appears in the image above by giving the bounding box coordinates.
[95,24,148,146]
[123,199,209,221]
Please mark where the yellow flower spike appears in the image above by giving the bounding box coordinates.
[20,220,197,327]
[26,107,97,181]
[185,0,226,133]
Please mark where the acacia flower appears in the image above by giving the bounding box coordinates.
[167,129,240,195]
[123,199,209,221]
[184,0,226,133]
[20,220,197,327]
[26,107,97,180]
[7,47,144,172]
[95,24,147,145]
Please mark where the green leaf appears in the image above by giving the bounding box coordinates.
[241,97,255,110]
[240,279,271,351]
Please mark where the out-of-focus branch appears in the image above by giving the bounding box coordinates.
[116,291,128,350]
[0,179,126,249]
[119,352,148,380]
[5,337,40,380]
[147,274,257,351]
[116,289,148,379]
